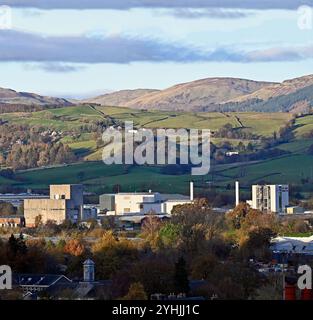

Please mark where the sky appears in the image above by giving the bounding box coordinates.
[0,0,313,98]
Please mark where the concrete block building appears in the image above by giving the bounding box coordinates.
[251,184,289,214]
[24,184,84,227]
[100,182,194,215]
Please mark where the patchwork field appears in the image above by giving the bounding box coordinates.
[1,105,313,197]
[1,105,293,162]
[2,104,290,137]
[96,106,292,136]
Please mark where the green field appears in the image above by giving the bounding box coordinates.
[96,106,292,136]
[294,115,313,137]
[2,104,290,136]
[7,163,203,194]
[1,105,313,197]
[2,151,311,195]
[277,139,313,153]
[212,154,313,185]
[1,105,294,162]
[1,105,101,131]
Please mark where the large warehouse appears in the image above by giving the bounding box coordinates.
[99,182,194,215]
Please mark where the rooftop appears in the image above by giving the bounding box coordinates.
[13,274,72,287]
[116,192,158,195]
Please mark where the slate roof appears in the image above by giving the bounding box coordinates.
[13,274,72,287]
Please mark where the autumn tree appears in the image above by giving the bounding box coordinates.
[92,231,139,279]
[64,238,86,257]
[122,282,148,300]
[240,228,276,261]
[171,199,224,257]
[141,214,163,249]
[226,202,251,230]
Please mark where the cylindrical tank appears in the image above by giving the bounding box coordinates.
[301,289,313,300]
[285,284,296,300]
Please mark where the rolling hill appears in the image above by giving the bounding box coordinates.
[0,87,72,106]
[2,74,313,113]
[0,103,312,195]
[220,75,313,113]
[83,89,160,106]
[86,78,273,111]
[229,75,313,103]
[85,75,313,113]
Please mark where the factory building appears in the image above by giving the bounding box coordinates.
[251,184,289,214]
[24,184,84,227]
[0,216,25,228]
[99,182,194,215]
[0,192,49,208]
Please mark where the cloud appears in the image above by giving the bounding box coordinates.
[246,47,306,62]
[206,46,311,63]
[0,30,207,63]
[0,0,310,10]
[1,30,313,66]
[24,62,86,73]
[168,8,254,19]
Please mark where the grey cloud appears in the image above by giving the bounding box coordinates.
[0,30,206,63]
[1,30,313,66]
[169,8,254,19]
[1,0,311,10]
[24,62,85,73]
[246,48,304,62]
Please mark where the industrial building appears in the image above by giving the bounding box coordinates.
[271,235,313,255]
[24,184,85,227]
[0,216,25,228]
[99,182,194,215]
[0,192,49,208]
[250,184,289,214]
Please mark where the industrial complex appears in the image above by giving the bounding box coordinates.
[0,180,310,229]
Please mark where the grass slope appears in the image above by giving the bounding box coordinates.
[1,106,312,195]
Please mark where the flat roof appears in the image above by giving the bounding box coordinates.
[116,192,158,196]
[0,215,24,219]
[160,194,190,201]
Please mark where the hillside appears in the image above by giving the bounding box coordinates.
[122,78,273,111]
[85,75,313,113]
[83,89,160,106]
[218,75,313,113]
[220,84,313,113]
[2,74,313,113]
[85,78,273,111]
[228,75,313,103]
[0,104,312,195]
[0,87,72,106]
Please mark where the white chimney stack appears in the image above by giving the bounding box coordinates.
[190,181,194,201]
[235,181,240,206]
